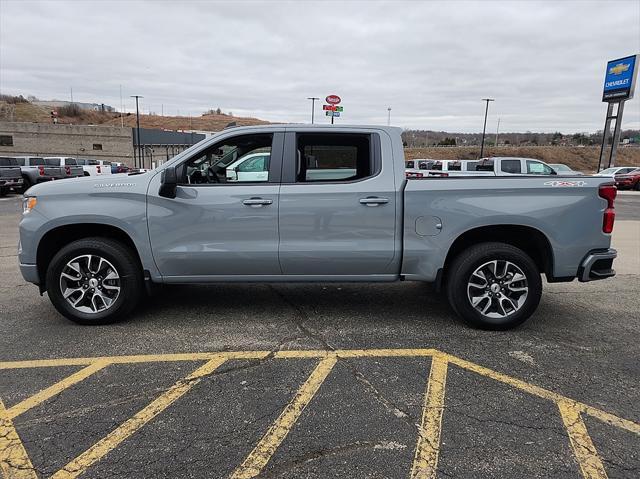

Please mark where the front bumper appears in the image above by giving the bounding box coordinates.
[19,263,40,285]
[578,248,617,282]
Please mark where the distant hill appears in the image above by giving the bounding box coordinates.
[0,96,270,131]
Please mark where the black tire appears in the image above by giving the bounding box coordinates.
[20,176,32,194]
[46,237,143,325]
[634,181,640,191]
[445,242,542,330]
[0,187,7,197]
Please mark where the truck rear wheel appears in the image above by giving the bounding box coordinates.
[446,242,542,330]
[46,237,142,325]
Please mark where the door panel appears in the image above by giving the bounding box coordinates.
[148,183,280,277]
[277,131,397,276]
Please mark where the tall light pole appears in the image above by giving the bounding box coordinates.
[307,97,319,124]
[479,98,494,158]
[131,95,143,168]
[387,107,392,126]
[495,117,500,147]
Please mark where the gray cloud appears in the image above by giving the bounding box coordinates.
[1,0,639,132]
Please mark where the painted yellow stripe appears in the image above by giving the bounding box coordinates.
[0,351,268,370]
[231,355,337,479]
[446,354,640,436]
[0,398,37,479]
[7,361,110,420]
[411,355,448,479]
[51,356,227,479]
[558,399,608,479]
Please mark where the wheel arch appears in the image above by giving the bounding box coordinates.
[442,224,555,283]
[37,223,143,292]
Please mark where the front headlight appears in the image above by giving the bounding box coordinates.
[22,196,37,215]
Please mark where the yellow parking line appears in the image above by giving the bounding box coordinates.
[411,355,448,479]
[231,355,338,479]
[7,361,110,420]
[0,398,37,479]
[51,356,227,479]
[558,399,608,479]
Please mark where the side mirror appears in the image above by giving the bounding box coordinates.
[159,166,177,198]
[551,169,558,175]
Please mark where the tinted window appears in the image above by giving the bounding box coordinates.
[448,161,461,171]
[431,161,443,171]
[406,161,414,169]
[0,135,13,146]
[14,158,25,166]
[501,159,521,174]
[45,158,60,166]
[465,161,478,171]
[87,159,99,165]
[475,159,494,171]
[296,133,372,182]
[30,158,45,166]
[526,160,553,175]
[65,158,78,165]
[0,157,18,166]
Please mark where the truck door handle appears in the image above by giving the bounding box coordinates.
[242,197,273,207]
[359,197,389,206]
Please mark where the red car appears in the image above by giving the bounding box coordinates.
[614,168,640,190]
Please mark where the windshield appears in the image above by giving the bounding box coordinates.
[597,168,619,175]
[550,164,570,171]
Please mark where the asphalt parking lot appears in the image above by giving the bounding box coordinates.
[0,192,638,478]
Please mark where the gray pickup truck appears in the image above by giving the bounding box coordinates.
[0,157,24,195]
[18,125,617,329]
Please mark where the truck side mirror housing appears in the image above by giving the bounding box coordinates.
[159,166,177,198]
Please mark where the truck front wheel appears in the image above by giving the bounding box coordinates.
[446,242,542,330]
[46,238,142,325]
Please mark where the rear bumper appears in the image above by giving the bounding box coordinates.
[19,263,40,285]
[578,248,617,282]
[0,178,24,187]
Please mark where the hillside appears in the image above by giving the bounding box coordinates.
[404,146,640,172]
[0,99,270,131]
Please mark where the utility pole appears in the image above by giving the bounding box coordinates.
[495,117,500,146]
[119,85,124,128]
[307,97,319,124]
[70,87,74,104]
[480,98,494,158]
[131,95,143,169]
[387,107,392,126]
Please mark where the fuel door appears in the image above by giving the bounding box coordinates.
[415,216,443,236]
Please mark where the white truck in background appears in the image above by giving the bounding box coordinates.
[407,157,558,177]
[45,157,112,177]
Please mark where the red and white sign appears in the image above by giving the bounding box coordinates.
[325,95,341,105]
[323,105,337,111]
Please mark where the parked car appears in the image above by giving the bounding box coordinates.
[225,152,270,182]
[548,163,584,176]
[19,125,617,330]
[594,166,639,177]
[0,157,24,195]
[111,162,130,174]
[44,157,109,177]
[410,157,559,177]
[614,168,640,190]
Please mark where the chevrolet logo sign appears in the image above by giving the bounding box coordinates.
[609,63,630,75]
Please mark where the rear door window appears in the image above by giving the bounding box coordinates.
[0,157,18,166]
[501,159,522,174]
[448,161,462,171]
[44,158,60,166]
[475,159,494,171]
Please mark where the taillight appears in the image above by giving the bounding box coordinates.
[599,184,616,233]
[97,165,101,173]
[38,166,45,176]
[65,166,71,175]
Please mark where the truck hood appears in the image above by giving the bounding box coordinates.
[26,171,155,197]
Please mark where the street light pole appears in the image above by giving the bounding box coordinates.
[495,117,500,147]
[131,95,143,168]
[387,107,392,126]
[480,98,494,158]
[307,97,319,124]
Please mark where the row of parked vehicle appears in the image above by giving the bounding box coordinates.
[0,156,133,195]
[405,157,640,190]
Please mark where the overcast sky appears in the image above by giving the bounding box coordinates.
[1,0,639,132]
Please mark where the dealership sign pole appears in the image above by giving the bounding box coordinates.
[324,95,342,124]
[597,55,638,172]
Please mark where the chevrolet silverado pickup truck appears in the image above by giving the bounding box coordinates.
[18,125,617,329]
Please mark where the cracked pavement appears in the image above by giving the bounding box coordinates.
[1,193,639,478]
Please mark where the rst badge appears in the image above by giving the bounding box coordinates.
[544,180,587,187]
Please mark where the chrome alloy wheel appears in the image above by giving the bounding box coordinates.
[466,260,528,319]
[59,254,121,314]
